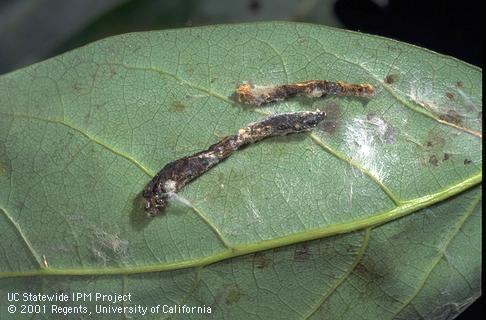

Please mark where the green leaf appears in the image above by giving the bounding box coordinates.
[0,22,481,319]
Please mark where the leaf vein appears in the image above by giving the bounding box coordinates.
[0,206,43,268]
[309,133,401,205]
[303,228,371,319]
[0,113,234,254]
[1,174,479,279]
[0,112,153,177]
[390,191,481,318]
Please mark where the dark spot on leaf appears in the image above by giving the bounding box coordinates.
[445,92,455,100]
[170,101,186,113]
[366,112,376,120]
[212,285,241,308]
[464,159,472,165]
[425,131,446,150]
[225,286,242,305]
[254,252,271,269]
[354,260,385,281]
[73,83,81,91]
[443,153,451,161]
[320,101,341,134]
[390,233,400,241]
[438,109,463,126]
[455,81,464,88]
[429,155,439,166]
[248,0,261,13]
[294,243,311,261]
[15,201,25,211]
[384,74,399,84]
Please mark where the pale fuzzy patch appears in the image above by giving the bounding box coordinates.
[91,228,129,266]
[407,80,476,119]
[455,88,480,112]
[197,151,219,163]
[343,118,386,182]
[162,180,194,208]
[344,116,402,191]
[93,229,129,257]
[242,186,263,223]
[249,84,277,97]
[309,88,324,98]
[221,186,263,238]
[166,192,194,208]
[367,114,388,136]
[65,214,129,265]
[163,179,177,193]
[407,79,439,112]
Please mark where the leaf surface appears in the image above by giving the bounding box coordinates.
[0,22,481,319]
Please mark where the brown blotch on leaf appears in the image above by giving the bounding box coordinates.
[320,101,341,134]
[389,233,401,241]
[455,81,464,88]
[170,101,186,113]
[248,0,261,12]
[443,153,451,161]
[354,260,385,281]
[464,159,472,165]
[445,92,455,100]
[225,287,242,305]
[366,112,376,121]
[15,201,26,211]
[384,74,399,84]
[211,285,241,308]
[429,155,439,166]
[294,243,311,261]
[438,109,463,126]
[254,252,271,269]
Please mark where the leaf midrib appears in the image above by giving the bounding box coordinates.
[165,186,481,320]
[0,173,480,279]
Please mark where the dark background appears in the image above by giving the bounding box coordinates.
[0,0,481,74]
[335,0,482,67]
[0,0,482,318]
